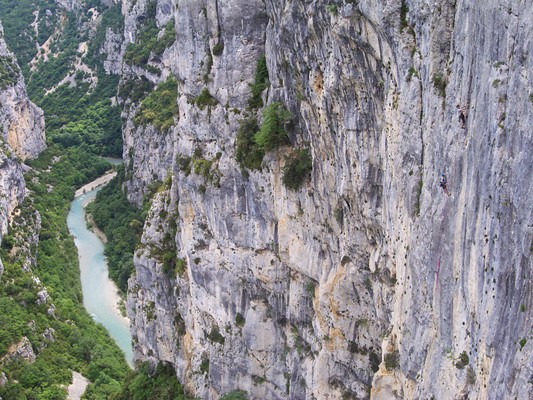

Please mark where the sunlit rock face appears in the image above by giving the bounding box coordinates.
[0,22,46,161]
[122,1,532,399]
[0,20,45,280]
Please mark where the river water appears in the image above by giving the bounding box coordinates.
[67,185,133,365]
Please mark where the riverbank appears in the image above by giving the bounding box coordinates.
[74,170,117,197]
[85,212,107,244]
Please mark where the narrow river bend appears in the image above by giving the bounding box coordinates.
[67,182,133,365]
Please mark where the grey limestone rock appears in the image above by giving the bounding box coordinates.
[0,22,46,161]
[0,21,44,282]
[123,0,532,399]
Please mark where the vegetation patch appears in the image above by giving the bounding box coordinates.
[87,167,145,292]
[118,76,154,104]
[282,148,313,190]
[194,88,218,110]
[248,55,269,109]
[254,102,291,151]
[235,116,264,170]
[212,42,224,56]
[0,56,19,89]
[175,258,187,277]
[234,101,292,172]
[134,76,178,131]
[176,147,221,187]
[112,361,193,400]
[400,0,409,31]
[305,281,316,297]
[235,313,246,327]
[85,4,125,69]
[406,67,418,82]
[326,4,338,15]
[455,351,469,369]
[200,358,210,374]
[207,324,225,345]
[123,3,176,67]
[384,351,400,371]
[220,390,248,400]
[432,72,447,98]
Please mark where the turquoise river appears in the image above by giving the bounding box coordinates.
[67,185,133,365]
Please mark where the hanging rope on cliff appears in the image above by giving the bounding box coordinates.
[435,255,441,292]
[434,193,451,290]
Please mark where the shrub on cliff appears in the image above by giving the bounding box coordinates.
[455,351,469,369]
[220,390,248,400]
[282,148,313,190]
[194,88,218,110]
[112,361,192,400]
[253,102,291,151]
[134,77,178,131]
[235,116,264,170]
[384,351,399,371]
[248,55,269,109]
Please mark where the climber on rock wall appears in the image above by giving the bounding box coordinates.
[439,174,450,196]
[457,103,468,128]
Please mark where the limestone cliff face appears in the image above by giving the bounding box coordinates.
[0,22,46,161]
[0,21,45,277]
[0,147,24,242]
[123,1,532,399]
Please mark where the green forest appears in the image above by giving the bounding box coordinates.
[86,168,144,293]
[0,146,129,399]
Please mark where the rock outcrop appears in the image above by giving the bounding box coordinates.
[122,1,532,399]
[0,22,46,161]
[0,148,24,240]
[0,337,36,364]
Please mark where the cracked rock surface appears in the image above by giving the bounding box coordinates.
[120,1,532,399]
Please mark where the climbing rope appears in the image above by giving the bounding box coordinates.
[434,197,450,291]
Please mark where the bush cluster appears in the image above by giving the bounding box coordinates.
[134,77,178,131]
[455,351,469,369]
[248,55,269,109]
[0,56,19,89]
[384,351,400,371]
[194,88,218,110]
[254,102,292,151]
[235,102,291,171]
[235,116,263,170]
[176,147,221,187]
[113,362,193,400]
[282,148,313,190]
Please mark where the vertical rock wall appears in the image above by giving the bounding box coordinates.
[0,22,46,161]
[123,0,532,399]
[0,21,45,276]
